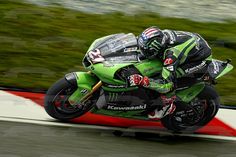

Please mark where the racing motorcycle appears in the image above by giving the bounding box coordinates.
[44,33,233,132]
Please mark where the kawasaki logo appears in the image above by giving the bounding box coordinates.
[107,104,147,111]
[185,61,206,74]
[107,84,125,88]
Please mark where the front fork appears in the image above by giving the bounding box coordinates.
[81,81,102,103]
[68,80,102,106]
[65,72,102,106]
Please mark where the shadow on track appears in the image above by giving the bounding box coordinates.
[0,121,236,157]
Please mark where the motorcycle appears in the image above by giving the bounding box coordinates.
[44,33,233,132]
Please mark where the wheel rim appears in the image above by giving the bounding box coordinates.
[172,98,211,128]
[52,87,83,114]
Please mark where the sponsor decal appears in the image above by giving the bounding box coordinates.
[138,37,144,46]
[163,30,176,44]
[103,62,114,67]
[195,36,201,50]
[88,49,105,63]
[185,61,207,74]
[176,86,189,91]
[107,104,147,111]
[166,65,174,71]
[143,67,155,74]
[106,55,137,62]
[80,89,89,95]
[175,31,194,37]
[108,92,119,102]
[164,58,173,65]
[107,84,126,88]
[212,61,220,74]
[124,47,138,53]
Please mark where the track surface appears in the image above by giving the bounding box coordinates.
[1,121,236,157]
[3,90,236,136]
[1,90,236,156]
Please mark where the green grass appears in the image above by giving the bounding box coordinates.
[0,1,236,105]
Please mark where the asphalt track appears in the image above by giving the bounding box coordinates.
[1,90,236,157]
[0,121,236,157]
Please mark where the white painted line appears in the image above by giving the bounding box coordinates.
[180,133,236,141]
[1,90,236,141]
[0,116,111,129]
[1,116,236,142]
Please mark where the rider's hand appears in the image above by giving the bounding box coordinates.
[128,74,150,87]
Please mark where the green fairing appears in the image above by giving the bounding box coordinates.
[68,72,98,106]
[91,59,163,85]
[92,59,163,91]
[176,83,205,103]
[91,83,205,119]
[91,63,132,84]
[135,59,163,77]
[216,64,234,79]
[102,86,138,92]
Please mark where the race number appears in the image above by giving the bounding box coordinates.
[88,49,105,63]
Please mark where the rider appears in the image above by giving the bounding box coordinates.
[128,26,212,119]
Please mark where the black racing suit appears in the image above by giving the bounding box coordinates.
[145,30,212,94]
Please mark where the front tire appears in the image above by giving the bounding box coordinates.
[161,85,220,132]
[44,78,98,121]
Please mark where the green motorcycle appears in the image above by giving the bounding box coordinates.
[44,33,233,132]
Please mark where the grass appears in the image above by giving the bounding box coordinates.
[0,1,236,105]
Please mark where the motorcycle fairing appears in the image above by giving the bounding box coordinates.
[87,33,137,57]
[134,59,162,77]
[90,58,163,86]
[176,82,205,103]
[68,72,98,106]
[207,59,233,79]
[75,33,234,112]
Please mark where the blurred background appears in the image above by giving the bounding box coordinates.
[0,0,235,105]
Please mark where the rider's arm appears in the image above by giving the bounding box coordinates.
[129,37,197,92]
[128,49,179,93]
[148,49,178,93]
[148,37,198,93]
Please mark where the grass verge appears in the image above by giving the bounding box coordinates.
[0,1,236,104]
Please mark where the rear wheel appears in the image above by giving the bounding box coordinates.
[44,78,99,121]
[161,85,220,132]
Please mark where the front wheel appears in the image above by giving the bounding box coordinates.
[161,85,220,132]
[44,78,99,121]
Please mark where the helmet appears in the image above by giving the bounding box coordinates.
[138,26,166,58]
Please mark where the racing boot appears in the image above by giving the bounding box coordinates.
[148,95,176,119]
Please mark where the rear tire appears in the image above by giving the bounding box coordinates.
[44,78,98,121]
[161,85,220,133]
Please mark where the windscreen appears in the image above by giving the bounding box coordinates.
[86,33,140,63]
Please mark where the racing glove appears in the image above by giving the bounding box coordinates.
[128,74,150,87]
